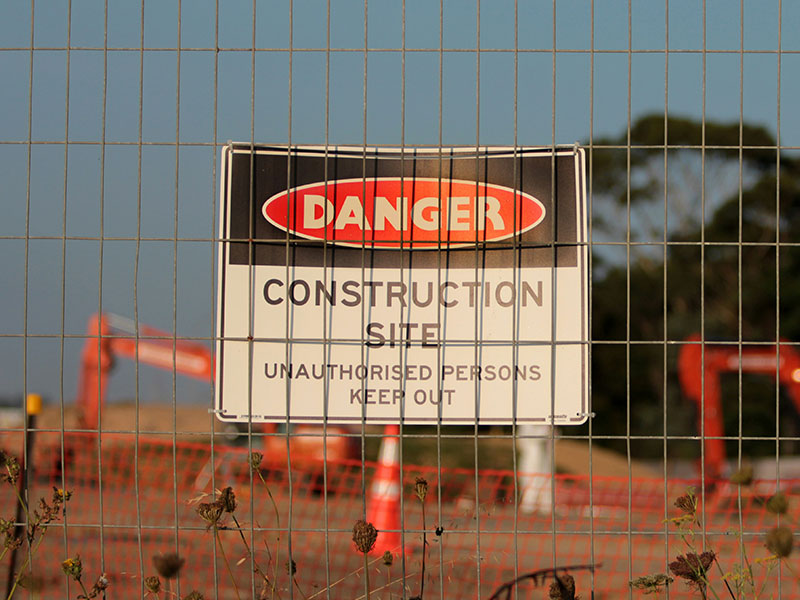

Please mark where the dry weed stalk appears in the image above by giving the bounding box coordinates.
[382,550,393,599]
[2,450,73,599]
[192,454,290,600]
[196,492,241,600]
[487,564,599,600]
[353,519,377,600]
[251,451,283,599]
[410,477,429,600]
[61,555,108,599]
[632,475,800,600]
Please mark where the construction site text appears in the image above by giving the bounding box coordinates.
[264,362,542,382]
[264,362,542,407]
[263,278,543,308]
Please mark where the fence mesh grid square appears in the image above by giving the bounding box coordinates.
[1,1,797,598]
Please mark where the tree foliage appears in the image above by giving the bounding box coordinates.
[586,114,800,459]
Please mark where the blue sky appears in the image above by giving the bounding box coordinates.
[1,0,797,407]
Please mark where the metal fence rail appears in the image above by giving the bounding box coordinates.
[1,1,796,599]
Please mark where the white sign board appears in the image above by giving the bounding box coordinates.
[215,146,588,425]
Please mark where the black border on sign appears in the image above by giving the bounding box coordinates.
[573,148,588,424]
[215,145,589,425]
[215,146,234,420]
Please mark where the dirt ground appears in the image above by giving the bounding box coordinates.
[31,403,659,478]
[1,431,786,600]
[4,404,794,599]
[36,402,223,438]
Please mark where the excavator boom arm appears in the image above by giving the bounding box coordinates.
[76,314,213,430]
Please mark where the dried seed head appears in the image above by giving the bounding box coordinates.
[766,492,789,515]
[1,451,20,485]
[219,487,237,513]
[766,526,794,558]
[196,501,224,529]
[382,551,393,566]
[153,552,185,579]
[52,487,72,505]
[93,573,109,592]
[0,517,19,550]
[414,477,428,502]
[730,465,754,486]
[34,493,67,529]
[145,575,161,594]
[183,592,205,600]
[61,555,83,581]
[669,551,715,588]
[352,519,378,554]
[286,559,297,576]
[3,532,21,550]
[548,574,576,599]
[674,488,697,517]
[250,452,263,470]
[630,573,673,593]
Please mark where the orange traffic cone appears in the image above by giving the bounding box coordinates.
[367,424,404,555]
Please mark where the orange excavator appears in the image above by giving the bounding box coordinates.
[76,313,357,467]
[677,334,800,480]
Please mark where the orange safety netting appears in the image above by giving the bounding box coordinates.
[1,433,798,599]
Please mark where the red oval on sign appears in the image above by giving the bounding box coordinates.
[262,177,545,249]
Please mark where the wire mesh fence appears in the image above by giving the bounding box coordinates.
[2,1,799,598]
[3,433,800,599]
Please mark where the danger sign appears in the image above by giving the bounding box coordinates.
[215,145,588,425]
[262,178,545,248]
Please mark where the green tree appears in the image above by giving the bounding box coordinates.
[586,114,800,461]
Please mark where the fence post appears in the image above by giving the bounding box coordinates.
[5,393,41,597]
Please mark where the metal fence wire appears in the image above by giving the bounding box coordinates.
[1,1,799,599]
